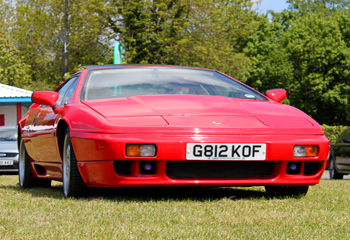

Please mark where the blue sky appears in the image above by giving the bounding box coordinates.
[253,0,290,13]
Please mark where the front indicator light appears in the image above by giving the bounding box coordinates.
[293,145,318,157]
[126,144,156,157]
[126,145,141,157]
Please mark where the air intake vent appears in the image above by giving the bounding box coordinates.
[304,161,321,175]
[114,161,131,175]
[166,161,275,178]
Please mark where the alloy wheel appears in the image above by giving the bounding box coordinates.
[63,133,71,197]
[18,139,26,187]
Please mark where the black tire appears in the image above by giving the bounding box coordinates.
[18,138,51,188]
[62,128,87,197]
[329,156,343,179]
[265,186,309,197]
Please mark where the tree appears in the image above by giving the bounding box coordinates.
[0,31,31,88]
[7,0,258,89]
[0,0,14,34]
[244,11,350,125]
[287,0,350,14]
[105,0,256,80]
[12,0,114,89]
[281,13,350,125]
[243,13,294,92]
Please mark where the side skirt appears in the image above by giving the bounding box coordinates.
[30,162,63,181]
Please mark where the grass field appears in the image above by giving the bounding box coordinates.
[0,175,349,239]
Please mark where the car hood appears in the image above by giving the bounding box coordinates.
[81,95,319,131]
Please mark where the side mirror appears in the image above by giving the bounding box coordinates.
[31,91,61,113]
[266,88,287,103]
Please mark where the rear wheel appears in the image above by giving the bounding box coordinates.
[63,128,87,197]
[329,156,343,179]
[265,186,309,197]
[18,138,51,188]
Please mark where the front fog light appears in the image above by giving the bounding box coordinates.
[289,163,298,170]
[140,161,156,174]
[126,144,156,157]
[294,145,318,157]
[287,161,301,174]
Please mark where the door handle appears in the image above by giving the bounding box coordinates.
[33,117,38,125]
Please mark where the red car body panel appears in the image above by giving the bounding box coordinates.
[18,66,329,189]
[69,132,327,187]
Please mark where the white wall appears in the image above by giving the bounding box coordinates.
[21,105,30,117]
[0,105,29,126]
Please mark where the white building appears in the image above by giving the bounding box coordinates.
[0,83,33,126]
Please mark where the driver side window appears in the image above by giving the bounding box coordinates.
[337,129,350,143]
[56,75,79,106]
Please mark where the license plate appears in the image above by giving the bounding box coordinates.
[186,143,266,160]
[0,160,13,166]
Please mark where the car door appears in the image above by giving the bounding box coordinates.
[334,128,350,171]
[30,75,80,163]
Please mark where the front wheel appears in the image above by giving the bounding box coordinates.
[18,138,51,188]
[329,156,343,179]
[62,128,87,197]
[265,186,309,197]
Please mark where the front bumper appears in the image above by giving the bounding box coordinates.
[77,160,326,187]
[70,131,329,187]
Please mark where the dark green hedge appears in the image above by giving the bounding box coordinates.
[321,125,348,143]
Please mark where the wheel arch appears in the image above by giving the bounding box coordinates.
[17,117,27,149]
[57,120,69,160]
[17,124,22,150]
[330,153,341,171]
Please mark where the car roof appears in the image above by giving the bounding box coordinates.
[81,64,211,71]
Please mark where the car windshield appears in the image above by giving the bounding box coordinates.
[82,67,267,101]
[0,128,17,141]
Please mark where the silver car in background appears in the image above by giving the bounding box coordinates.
[0,126,18,173]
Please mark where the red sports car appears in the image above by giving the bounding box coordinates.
[18,65,329,197]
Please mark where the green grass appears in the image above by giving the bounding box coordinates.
[0,175,349,239]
